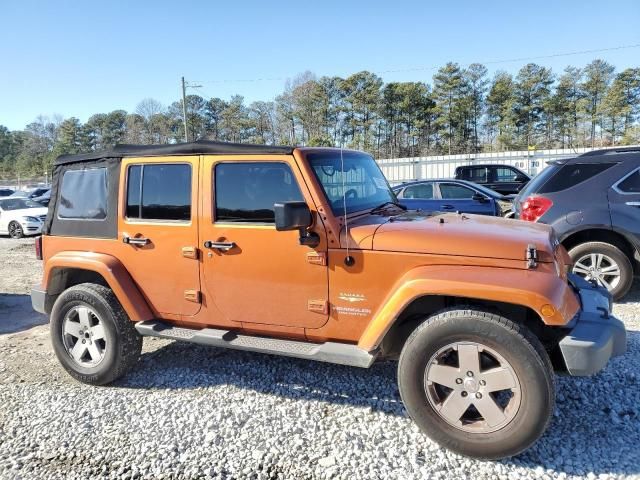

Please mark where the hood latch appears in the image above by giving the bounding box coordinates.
[526,244,538,269]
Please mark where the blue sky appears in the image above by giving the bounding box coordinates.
[1,0,638,131]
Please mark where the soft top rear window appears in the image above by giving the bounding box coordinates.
[58,168,108,220]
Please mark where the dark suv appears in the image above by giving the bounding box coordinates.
[515,147,640,300]
[454,164,530,195]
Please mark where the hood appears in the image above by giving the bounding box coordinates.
[346,211,556,262]
[4,207,48,219]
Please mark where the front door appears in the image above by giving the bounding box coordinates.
[117,157,201,317]
[489,166,522,194]
[200,156,329,329]
[438,182,493,215]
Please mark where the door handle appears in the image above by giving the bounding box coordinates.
[441,204,455,210]
[123,235,150,246]
[625,201,640,207]
[204,241,236,251]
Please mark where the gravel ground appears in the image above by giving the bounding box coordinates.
[0,236,638,480]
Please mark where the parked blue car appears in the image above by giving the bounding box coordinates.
[392,179,513,216]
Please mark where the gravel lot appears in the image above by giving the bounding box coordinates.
[0,236,638,480]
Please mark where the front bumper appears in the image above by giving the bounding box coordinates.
[559,275,627,376]
[20,220,43,235]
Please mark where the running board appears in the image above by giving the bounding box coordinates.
[134,320,377,368]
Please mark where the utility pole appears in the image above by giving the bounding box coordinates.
[181,76,189,143]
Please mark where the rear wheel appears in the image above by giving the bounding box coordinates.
[398,308,555,459]
[8,221,23,239]
[568,241,633,300]
[50,283,142,385]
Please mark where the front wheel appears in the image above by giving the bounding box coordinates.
[398,308,555,459]
[50,283,142,385]
[8,221,24,239]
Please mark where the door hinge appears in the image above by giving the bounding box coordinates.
[308,299,328,314]
[184,290,201,303]
[182,246,199,259]
[306,252,327,266]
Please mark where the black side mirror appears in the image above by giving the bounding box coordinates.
[515,174,528,182]
[274,201,311,231]
[274,201,319,247]
[472,193,488,203]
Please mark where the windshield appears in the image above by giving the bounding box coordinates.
[308,151,396,214]
[0,198,42,211]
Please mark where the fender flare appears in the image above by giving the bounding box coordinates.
[357,265,579,351]
[42,251,153,321]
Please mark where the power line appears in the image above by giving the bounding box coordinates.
[189,43,640,85]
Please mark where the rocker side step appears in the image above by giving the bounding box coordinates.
[134,320,377,368]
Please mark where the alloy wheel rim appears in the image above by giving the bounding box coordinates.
[572,253,621,291]
[61,305,107,367]
[424,342,521,433]
[9,223,22,238]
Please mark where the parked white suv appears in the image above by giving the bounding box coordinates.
[0,198,48,238]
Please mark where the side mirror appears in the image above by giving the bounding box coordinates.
[274,201,312,231]
[472,193,488,203]
[515,174,528,182]
[274,201,319,247]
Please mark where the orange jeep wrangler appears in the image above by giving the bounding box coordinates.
[32,141,626,459]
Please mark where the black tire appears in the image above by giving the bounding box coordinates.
[398,308,555,460]
[50,283,142,385]
[8,221,23,239]
[568,241,633,301]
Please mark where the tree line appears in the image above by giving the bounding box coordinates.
[1,58,639,180]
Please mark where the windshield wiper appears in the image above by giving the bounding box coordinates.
[370,201,407,214]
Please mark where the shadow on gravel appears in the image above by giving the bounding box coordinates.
[616,282,640,304]
[0,293,47,334]
[120,330,639,477]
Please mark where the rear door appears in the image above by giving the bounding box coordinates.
[117,157,201,318]
[464,166,488,185]
[397,182,441,210]
[610,167,640,241]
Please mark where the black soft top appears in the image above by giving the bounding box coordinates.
[54,140,296,165]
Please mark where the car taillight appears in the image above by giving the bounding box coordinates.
[35,236,43,260]
[520,196,553,222]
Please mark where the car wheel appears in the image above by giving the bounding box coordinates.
[568,241,633,301]
[50,283,142,385]
[397,308,555,460]
[8,221,24,239]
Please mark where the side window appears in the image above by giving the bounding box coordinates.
[495,167,518,182]
[58,168,108,220]
[403,183,434,199]
[616,169,640,193]
[467,167,487,183]
[126,164,192,221]
[538,163,615,194]
[215,163,304,223]
[457,168,470,180]
[439,183,475,199]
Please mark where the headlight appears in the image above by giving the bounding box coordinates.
[21,216,40,222]
[496,200,513,216]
